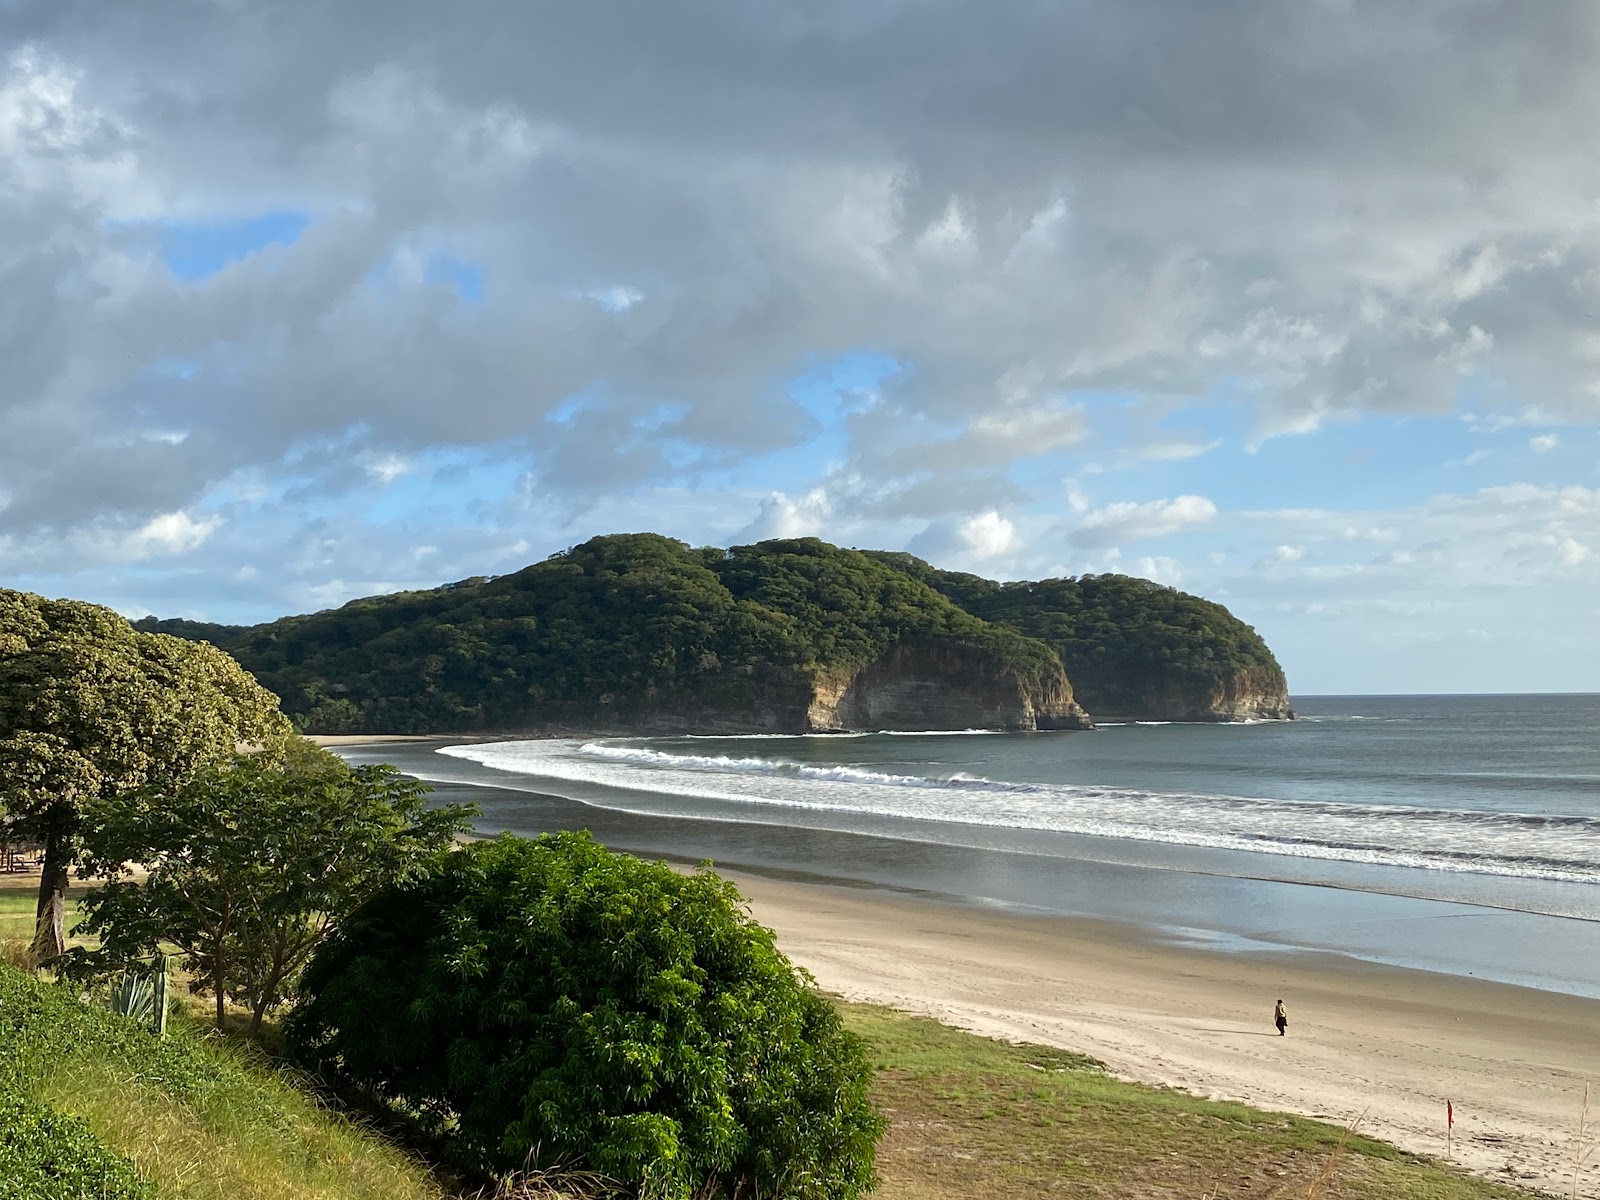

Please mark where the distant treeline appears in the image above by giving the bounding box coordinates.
[137,534,1287,733]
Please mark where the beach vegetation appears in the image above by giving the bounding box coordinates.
[0,588,291,964]
[66,741,474,1034]
[287,832,885,1200]
[0,864,1540,1200]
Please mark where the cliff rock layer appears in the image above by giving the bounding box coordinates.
[807,643,1091,732]
[1082,667,1294,723]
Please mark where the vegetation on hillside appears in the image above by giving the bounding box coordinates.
[866,551,1288,716]
[70,742,473,1033]
[140,535,1075,734]
[289,832,884,1200]
[0,960,446,1200]
[1,589,291,961]
[138,533,1286,733]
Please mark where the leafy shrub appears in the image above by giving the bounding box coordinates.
[288,832,884,1199]
[0,1093,151,1200]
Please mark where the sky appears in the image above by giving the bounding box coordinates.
[2,1,1598,696]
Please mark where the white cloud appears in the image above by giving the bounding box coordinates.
[1072,495,1217,546]
[125,511,221,558]
[363,454,413,485]
[955,511,1019,559]
[1256,544,1305,570]
[905,509,1022,566]
[1133,555,1183,586]
[1531,433,1559,453]
[1554,536,1591,567]
[738,489,833,541]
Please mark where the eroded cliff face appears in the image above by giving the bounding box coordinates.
[1082,667,1294,723]
[805,643,1092,732]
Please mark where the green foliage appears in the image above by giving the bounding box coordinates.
[0,588,292,960]
[71,742,475,1033]
[109,966,159,1030]
[866,551,1288,716]
[139,535,1076,734]
[0,1093,152,1200]
[137,534,1289,733]
[288,832,884,1200]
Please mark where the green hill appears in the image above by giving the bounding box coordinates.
[138,534,1290,733]
[862,552,1292,721]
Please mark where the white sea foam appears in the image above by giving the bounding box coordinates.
[436,738,1600,887]
[576,742,1037,792]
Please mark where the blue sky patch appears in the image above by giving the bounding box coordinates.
[155,211,311,281]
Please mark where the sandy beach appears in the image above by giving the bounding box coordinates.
[720,868,1600,1197]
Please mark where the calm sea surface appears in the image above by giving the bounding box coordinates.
[343,694,1600,997]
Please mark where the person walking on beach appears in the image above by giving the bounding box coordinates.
[1274,998,1288,1036]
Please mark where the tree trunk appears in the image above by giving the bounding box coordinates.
[30,807,72,965]
[248,993,269,1037]
[215,960,226,1030]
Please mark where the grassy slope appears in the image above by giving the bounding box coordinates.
[0,960,447,1200]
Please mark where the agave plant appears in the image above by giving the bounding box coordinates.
[107,955,169,1036]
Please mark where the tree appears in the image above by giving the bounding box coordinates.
[287,832,884,1200]
[0,590,292,963]
[73,742,475,1034]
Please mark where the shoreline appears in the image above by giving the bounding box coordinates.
[326,735,1600,1194]
[719,868,1599,1196]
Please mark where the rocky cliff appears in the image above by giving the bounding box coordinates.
[807,643,1092,732]
[861,553,1294,724]
[1079,667,1293,723]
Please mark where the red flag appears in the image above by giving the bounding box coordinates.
[1447,1101,1454,1128]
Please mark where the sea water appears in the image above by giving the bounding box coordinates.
[345,694,1600,996]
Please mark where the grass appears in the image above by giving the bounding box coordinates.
[0,962,449,1200]
[839,1002,1540,1200]
[0,870,98,967]
[41,1061,448,1200]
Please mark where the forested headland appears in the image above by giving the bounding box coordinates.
[137,534,1291,734]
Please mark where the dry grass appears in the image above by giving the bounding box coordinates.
[39,1056,449,1200]
[1572,1085,1594,1200]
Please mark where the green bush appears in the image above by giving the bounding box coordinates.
[0,1093,151,1200]
[287,832,884,1199]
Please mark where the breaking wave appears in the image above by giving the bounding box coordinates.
[437,737,1600,888]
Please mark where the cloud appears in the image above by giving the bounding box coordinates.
[907,509,1022,568]
[1070,495,1217,547]
[1133,555,1183,586]
[1,0,1597,550]
[1235,483,1600,589]
[1531,433,1559,453]
[737,489,833,542]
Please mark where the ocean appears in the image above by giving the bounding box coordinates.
[340,693,1600,998]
